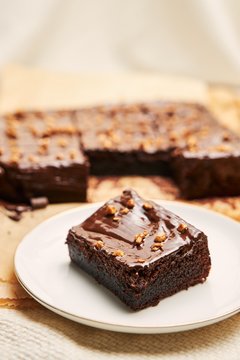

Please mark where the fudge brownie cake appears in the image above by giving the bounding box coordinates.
[0,111,89,203]
[0,101,240,203]
[66,189,211,311]
[75,102,240,198]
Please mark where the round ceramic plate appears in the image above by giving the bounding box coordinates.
[15,201,240,334]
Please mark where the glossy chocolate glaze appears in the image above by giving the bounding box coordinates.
[0,110,88,203]
[71,189,203,267]
[75,101,240,158]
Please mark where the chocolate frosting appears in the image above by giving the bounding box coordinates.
[71,189,203,267]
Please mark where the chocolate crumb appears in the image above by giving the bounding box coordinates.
[30,197,49,210]
[8,212,22,221]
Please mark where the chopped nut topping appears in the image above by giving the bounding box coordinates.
[126,198,135,208]
[38,139,49,155]
[110,132,120,144]
[38,146,48,155]
[187,136,197,148]
[102,139,112,149]
[56,153,65,160]
[120,207,129,215]
[6,127,17,139]
[29,125,40,137]
[28,155,39,163]
[10,154,20,164]
[142,202,153,210]
[151,244,163,252]
[222,132,230,141]
[113,216,120,222]
[169,131,178,141]
[213,144,232,152]
[39,138,49,149]
[112,249,124,257]
[94,240,104,249]
[57,138,68,148]
[154,233,167,242]
[105,205,117,216]
[134,231,147,245]
[139,139,153,151]
[135,235,144,245]
[136,258,145,263]
[177,223,188,233]
[69,149,78,160]
[64,125,76,134]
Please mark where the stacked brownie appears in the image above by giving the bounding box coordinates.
[0,101,240,202]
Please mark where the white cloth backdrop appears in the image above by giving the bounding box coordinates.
[1,0,240,84]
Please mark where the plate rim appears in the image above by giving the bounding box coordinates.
[14,200,240,334]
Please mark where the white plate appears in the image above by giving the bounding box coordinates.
[15,201,240,334]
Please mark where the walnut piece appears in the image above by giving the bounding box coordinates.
[57,138,68,148]
[105,205,117,216]
[154,233,167,242]
[28,155,39,163]
[94,240,104,249]
[136,258,145,263]
[142,202,153,210]
[112,249,124,257]
[120,207,130,215]
[151,243,163,251]
[126,198,135,208]
[134,231,148,245]
[177,223,188,233]
[69,149,78,160]
[56,153,65,160]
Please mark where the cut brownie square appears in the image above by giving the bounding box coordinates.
[0,111,89,203]
[74,103,171,175]
[66,189,211,311]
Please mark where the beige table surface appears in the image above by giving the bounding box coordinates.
[0,65,240,359]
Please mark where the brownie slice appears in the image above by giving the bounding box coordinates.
[66,189,211,311]
[0,111,89,203]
